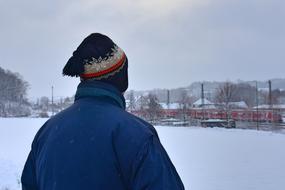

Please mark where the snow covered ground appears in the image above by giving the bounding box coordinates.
[1,118,285,190]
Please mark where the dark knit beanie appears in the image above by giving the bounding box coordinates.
[63,33,128,92]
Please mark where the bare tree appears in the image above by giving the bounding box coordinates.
[133,95,149,119]
[127,90,136,112]
[146,94,162,123]
[258,89,281,105]
[178,90,193,123]
[215,82,237,125]
[271,89,281,104]
[39,96,50,111]
[232,83,256,107]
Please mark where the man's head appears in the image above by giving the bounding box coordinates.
[63,33,128,92]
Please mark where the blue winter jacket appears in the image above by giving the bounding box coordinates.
[21,81,185,190]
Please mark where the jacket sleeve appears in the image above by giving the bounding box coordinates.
[130,135,185,190]
[21,148,38,190]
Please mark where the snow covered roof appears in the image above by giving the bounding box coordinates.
[193,98,213,106]
[229,101,248,109]
[258,88,269,92]
[160,103,181,110]
[253,104,285,109]
[193,104,217,109]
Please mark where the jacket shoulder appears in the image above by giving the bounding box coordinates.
[113,109,159,139]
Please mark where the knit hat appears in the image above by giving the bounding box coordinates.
[63,33,128,92]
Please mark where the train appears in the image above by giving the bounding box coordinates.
[131,108,283,123]
[164,108,283,123]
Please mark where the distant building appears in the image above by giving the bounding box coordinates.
[193,98,216,109]
[159,102,181,110]
[253,104,285,110]
[228,101,248,109]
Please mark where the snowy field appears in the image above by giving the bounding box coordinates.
[1,118,285,190]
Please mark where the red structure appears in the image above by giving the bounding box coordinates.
[132,108,283,123]
[186,108,282,123]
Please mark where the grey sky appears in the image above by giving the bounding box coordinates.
[0,0,284,99]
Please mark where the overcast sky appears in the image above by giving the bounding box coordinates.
[0,0,284,99]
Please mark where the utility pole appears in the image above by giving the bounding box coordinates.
[167,89,170,110]
[268,80,273,123]
[51,86,54,116]
[201,83,205,120]
[256,81,259,130]
[269,80,272,107]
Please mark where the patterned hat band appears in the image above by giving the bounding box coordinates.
[80,45,126,79]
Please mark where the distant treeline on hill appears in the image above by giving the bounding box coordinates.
[125,79,285,107]
[0,66,30,117]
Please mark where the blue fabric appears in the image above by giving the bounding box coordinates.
[21,81,185,190]
[74,80,126,109]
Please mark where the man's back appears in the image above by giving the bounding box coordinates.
[21,81,184,190]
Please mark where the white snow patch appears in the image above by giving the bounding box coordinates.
[155,126,285,190]
[0,118,46,190]
[1,118,285,190]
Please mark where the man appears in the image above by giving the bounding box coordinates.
[21,33,185,190]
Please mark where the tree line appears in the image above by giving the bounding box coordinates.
[125,81,285,124]
[0,67,30,116]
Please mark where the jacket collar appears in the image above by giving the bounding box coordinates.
[74,80,126,109]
